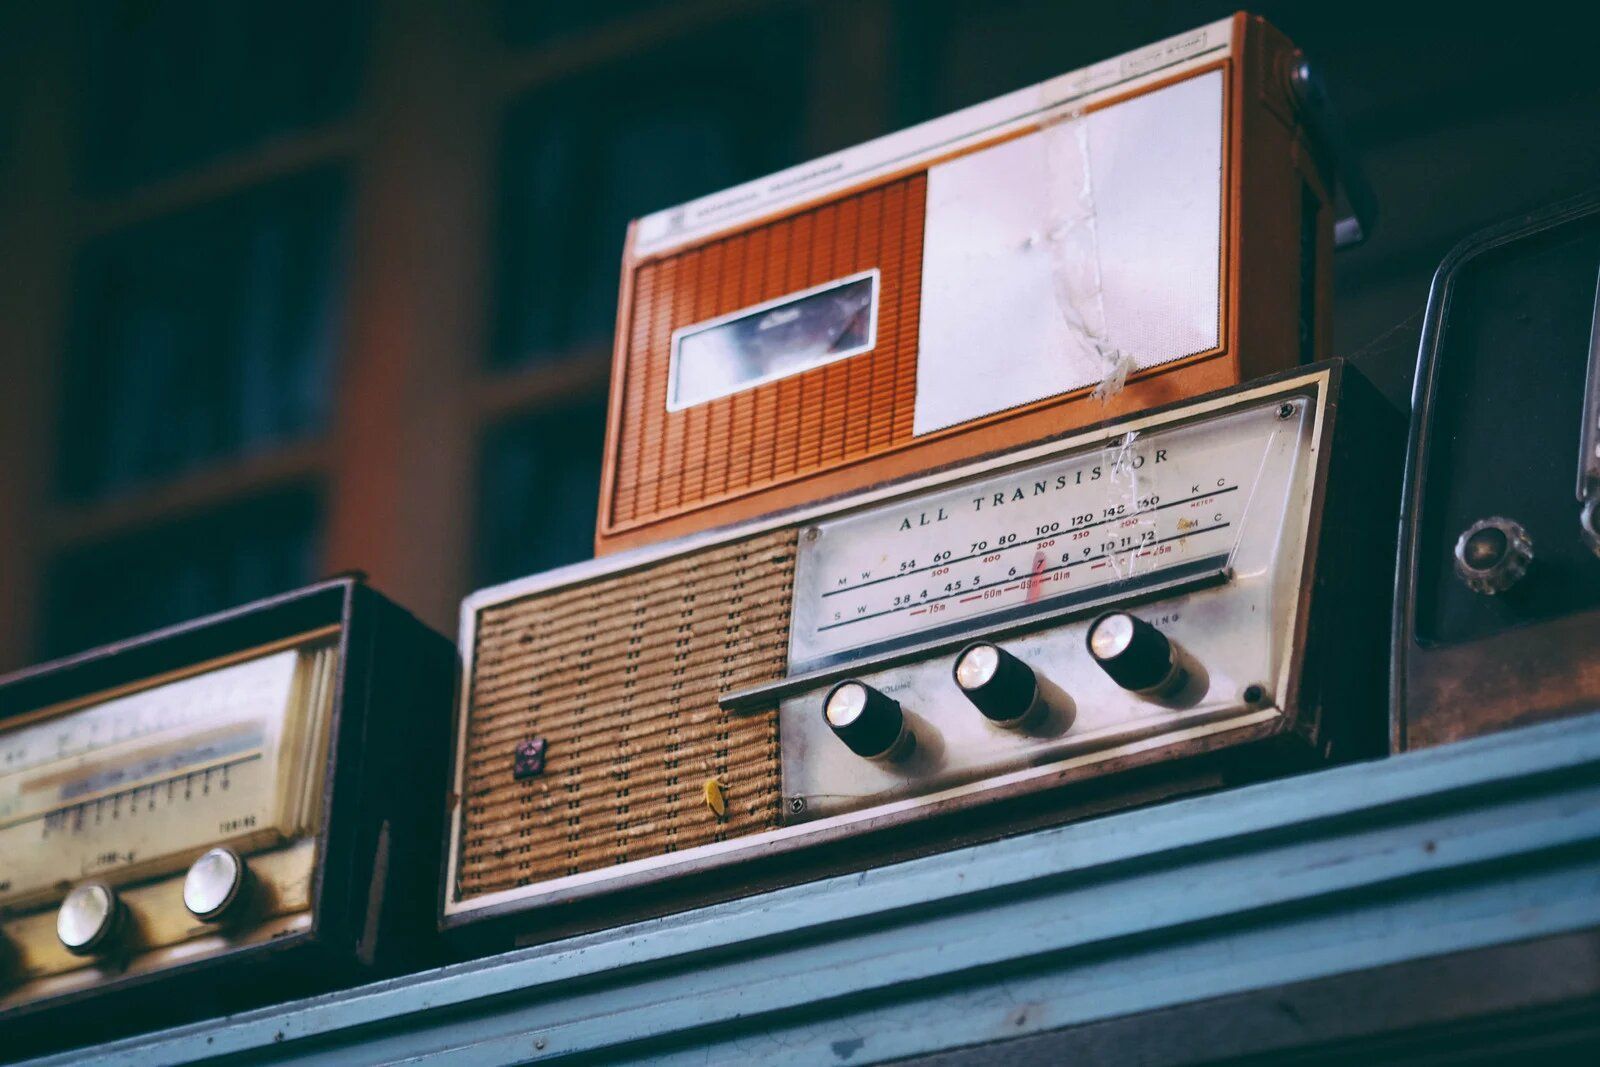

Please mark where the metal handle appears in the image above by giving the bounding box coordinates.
[1288,60,1379,250]
[1578,264,1600,502]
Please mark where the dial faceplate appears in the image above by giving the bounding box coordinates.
[780,380,1329,822]
[788,398,1311,671]
[0,639,338,909]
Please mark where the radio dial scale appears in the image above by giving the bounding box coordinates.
[790,399,1310,671]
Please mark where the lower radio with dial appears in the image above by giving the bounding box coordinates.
[444,361,1398,943]
[0,577,454,1056]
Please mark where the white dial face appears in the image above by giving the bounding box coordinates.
[788,398,1312,670]
[0,639,338,908]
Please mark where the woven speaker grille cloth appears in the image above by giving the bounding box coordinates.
[456,529,797,901]
[608,173,927,530]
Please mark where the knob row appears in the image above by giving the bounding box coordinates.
[823,611,1185,759]
[53,847,250,957]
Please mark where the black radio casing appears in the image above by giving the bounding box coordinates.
[0,578,456,1059]
[1393,189,1600,750]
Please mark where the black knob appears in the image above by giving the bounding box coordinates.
[953,642,1040,727]
[823,680,909,760]
[1453,516,1532,595]
[1087,612,1185,695]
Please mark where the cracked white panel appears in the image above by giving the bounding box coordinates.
[913,69,1224,436]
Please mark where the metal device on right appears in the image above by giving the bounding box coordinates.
[1393,189,1600,749]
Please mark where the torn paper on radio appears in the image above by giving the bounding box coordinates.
[912,68,1226,436]
[1102,429,1159,580]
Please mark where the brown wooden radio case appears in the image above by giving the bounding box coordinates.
[446,361,1400,948]
[595,12,1343,556]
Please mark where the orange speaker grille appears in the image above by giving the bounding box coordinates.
[455,529,796,901]
[608,174,927,531]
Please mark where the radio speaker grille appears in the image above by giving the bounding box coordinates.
[608,174,927,532]
[455,529,797,901]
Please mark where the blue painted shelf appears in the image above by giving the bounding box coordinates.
[29,713,1600,1065]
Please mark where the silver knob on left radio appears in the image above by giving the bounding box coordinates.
[56,883,123,956]
[823,680,913,761]
[184,847,250,922]
[1453,517,1532,595]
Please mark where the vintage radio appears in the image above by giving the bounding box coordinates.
[446,361,1399,941]
[593,12,1374,555]
[0,578,454,1056]
[1393,190,1600,750]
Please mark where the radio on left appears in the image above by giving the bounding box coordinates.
[0,576,455,1059]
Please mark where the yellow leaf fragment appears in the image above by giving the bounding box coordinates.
[703,778,727,818]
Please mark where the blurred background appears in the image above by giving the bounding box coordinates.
[0,0,1597,671]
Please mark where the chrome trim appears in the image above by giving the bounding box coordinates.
[1576,262,1600,502]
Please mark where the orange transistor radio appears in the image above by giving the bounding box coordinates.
[594,12,1369,554]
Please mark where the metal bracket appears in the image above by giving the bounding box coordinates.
[1288,60,1379,249]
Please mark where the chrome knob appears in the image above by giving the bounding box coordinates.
[1453,517,1532,595]
[184,847,250,922]
[1581,498,1600,559]
[1087,612,1187,697]
[952,642,1069,729]
[823,680,912,760]
[57,883,121,956]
